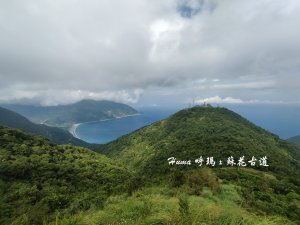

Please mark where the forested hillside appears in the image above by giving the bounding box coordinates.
[0,106,299,224]
[0,125,132,225]
[0,107,87,146]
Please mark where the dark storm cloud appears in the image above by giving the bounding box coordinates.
[0,0,299,105]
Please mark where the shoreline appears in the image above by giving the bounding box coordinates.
[68,123,82,139]
[68,113,141,139]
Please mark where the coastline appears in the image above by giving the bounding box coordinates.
[68,123,82,139]
[68,113,141,139]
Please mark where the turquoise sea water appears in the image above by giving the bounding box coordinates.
[75,107,179,144]
[75,105,300,144]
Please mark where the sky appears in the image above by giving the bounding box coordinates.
[0,0,299,107]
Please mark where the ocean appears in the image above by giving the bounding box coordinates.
[74,104,300,144]
[75,107,179,144]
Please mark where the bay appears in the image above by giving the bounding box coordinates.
[75,107,179,144]
[74,104,300,144]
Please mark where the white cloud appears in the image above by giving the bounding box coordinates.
[0,0,299,105]
[194,96,300,105]
[0,88,143,106]
[195,96,244,104]
[149,19,184,62]
[213,81,275,89]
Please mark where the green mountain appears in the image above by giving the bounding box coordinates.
[102,106,300,221]
[0,107,87,146]
[288,135,300,145]
[104,106,299,175]
[1,106,299,224]
[0,125,132,225]
[2,99,138,127]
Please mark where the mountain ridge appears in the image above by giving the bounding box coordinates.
[103,106,299,175]
[2,99,138,127]
[100,106,300,221]
[288,135,300,145]
[0,106,299,224]
[0,106,88,146]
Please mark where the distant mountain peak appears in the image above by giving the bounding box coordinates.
[104,106,299,178]
[1,100,138,127]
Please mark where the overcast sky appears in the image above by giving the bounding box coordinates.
[0,0,299,106]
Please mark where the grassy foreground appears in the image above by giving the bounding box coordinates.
[45,184,295,225]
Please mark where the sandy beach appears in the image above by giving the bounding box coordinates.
[68,123,82,139]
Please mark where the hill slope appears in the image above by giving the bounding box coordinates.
[0,107,87,146]
[1,107,299,224]
[2,99,138,127]
[103,106,300,221]
[0,125,132,225]
[104,106,299,176]
[288,135,300,145]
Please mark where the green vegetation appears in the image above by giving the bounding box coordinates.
[287,135,300,145]
[2,99,138,126]
[0,125,132,225]
[102,106,300,222]
[0,106,299,224]
[104,106,300,176]
[0,106,87,146]
[44,184,296,225]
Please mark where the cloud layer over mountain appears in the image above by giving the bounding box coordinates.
[0,0,299,105]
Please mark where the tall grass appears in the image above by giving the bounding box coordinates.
[44,184,296,225]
